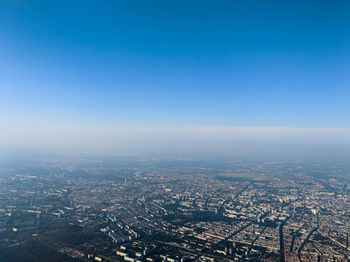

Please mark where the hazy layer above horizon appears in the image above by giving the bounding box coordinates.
[1,126,349,160]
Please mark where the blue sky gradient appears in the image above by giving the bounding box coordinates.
[1,0,349,129]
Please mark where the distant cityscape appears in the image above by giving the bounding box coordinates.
[1,157,350,262]
[2,0,348,261]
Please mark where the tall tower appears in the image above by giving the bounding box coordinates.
[37,213,40,226]
[124,177,127,186]
[293,200,296,213]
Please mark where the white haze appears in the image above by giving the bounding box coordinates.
[1,124,350,159]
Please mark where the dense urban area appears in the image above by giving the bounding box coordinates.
[1,156,350,262]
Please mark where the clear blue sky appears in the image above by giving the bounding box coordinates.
[1,0,349,128]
